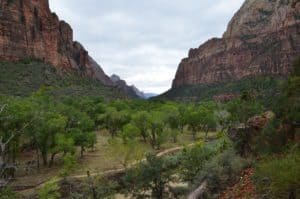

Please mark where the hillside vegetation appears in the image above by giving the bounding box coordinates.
[158,76,283,107]
[0,60,125,99]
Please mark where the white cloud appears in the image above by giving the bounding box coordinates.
[49,0,244,94]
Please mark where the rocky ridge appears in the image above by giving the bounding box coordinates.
[110,74,144,98]
[110,75,158,99]
[172,0,300,87]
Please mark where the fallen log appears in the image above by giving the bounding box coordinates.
[188,181,208,199]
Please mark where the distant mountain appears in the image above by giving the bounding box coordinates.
[110,74,144,98]
[110,75,157,99]
[144,93,158,99]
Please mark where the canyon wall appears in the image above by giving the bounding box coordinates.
[0,0,113,85]
[173,0,300,87]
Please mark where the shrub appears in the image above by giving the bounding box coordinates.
[254,119,289,154]
[0,187,19,199]
[254,149,300,198]
[60,153,77,177]
[38,179,61,199]
[193,149,249,197]
[179,142,216,182]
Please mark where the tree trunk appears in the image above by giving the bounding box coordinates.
[150,131,156,149]
[49,153,56,167]
[192,130,196,140]
[42,153,47,167]
[205,130,209,141]
[36,148,40,169]
[141,131,147,142]
[80,146,84,158]
[188,181,207,199]
[173,136,177,143]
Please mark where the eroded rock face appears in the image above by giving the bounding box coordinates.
[173,0,300,87]
[0,0,113,85]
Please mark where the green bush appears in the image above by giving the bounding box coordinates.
[38,179,61,199]
[0,187,19,199]
[254,149,300,198]
[254,119,290,154]
[179,143,216,182]
[193,149,249,197]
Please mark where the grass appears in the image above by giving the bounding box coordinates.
[0,61,125,99]
[253,149,300,198]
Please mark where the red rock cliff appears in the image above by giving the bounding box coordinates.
[173,0,300,87]
[0,0,113,85]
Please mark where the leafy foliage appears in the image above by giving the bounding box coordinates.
[0,61,125,99]
[254,148,300,198]
[38,179,61,199]
[123,154,177,199]
[158,76,282,108]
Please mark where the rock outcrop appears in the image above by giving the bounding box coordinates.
[0,0,113,85]
[172,0,300,88]
[228,111,275,156]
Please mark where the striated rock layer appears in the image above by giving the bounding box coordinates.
[173,0,300,88]
[0,0,113,85]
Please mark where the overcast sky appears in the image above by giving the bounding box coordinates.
[49,0,244,94]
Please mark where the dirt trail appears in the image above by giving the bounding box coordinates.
[16,143,195,193]
[219,168,256,199]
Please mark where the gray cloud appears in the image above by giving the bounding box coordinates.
[50,0,244,93]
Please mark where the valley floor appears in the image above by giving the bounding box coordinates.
[12,131,216,197]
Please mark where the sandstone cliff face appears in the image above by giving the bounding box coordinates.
[173,0,300,87]
[0,0,113,85]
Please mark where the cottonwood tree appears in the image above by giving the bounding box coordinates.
[123,154,176,199]
[185,107,202,140]
[132,111,150,142]
[0,103,31,186]
[162,105,181,142]
[121,123,140,144]
[30,111,67,167]
[148,111,168,149]
[104,107,129,138]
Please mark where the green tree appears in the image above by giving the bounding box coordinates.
[180,143,216,182]
[162,104,181,142]
[132,111,150,142]
[49,134,75,167]
[31,111,67,167]
[60,153,77,177]
[121,123,140,144]
[123,154,176,199]
[148,111,168,149]
[104,107,128,137]
[185,106,202,140]
[0,98,34,164]
[227,98,263,126]
[178,104,188,134]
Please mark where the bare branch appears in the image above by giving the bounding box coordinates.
[3,121,32,145]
